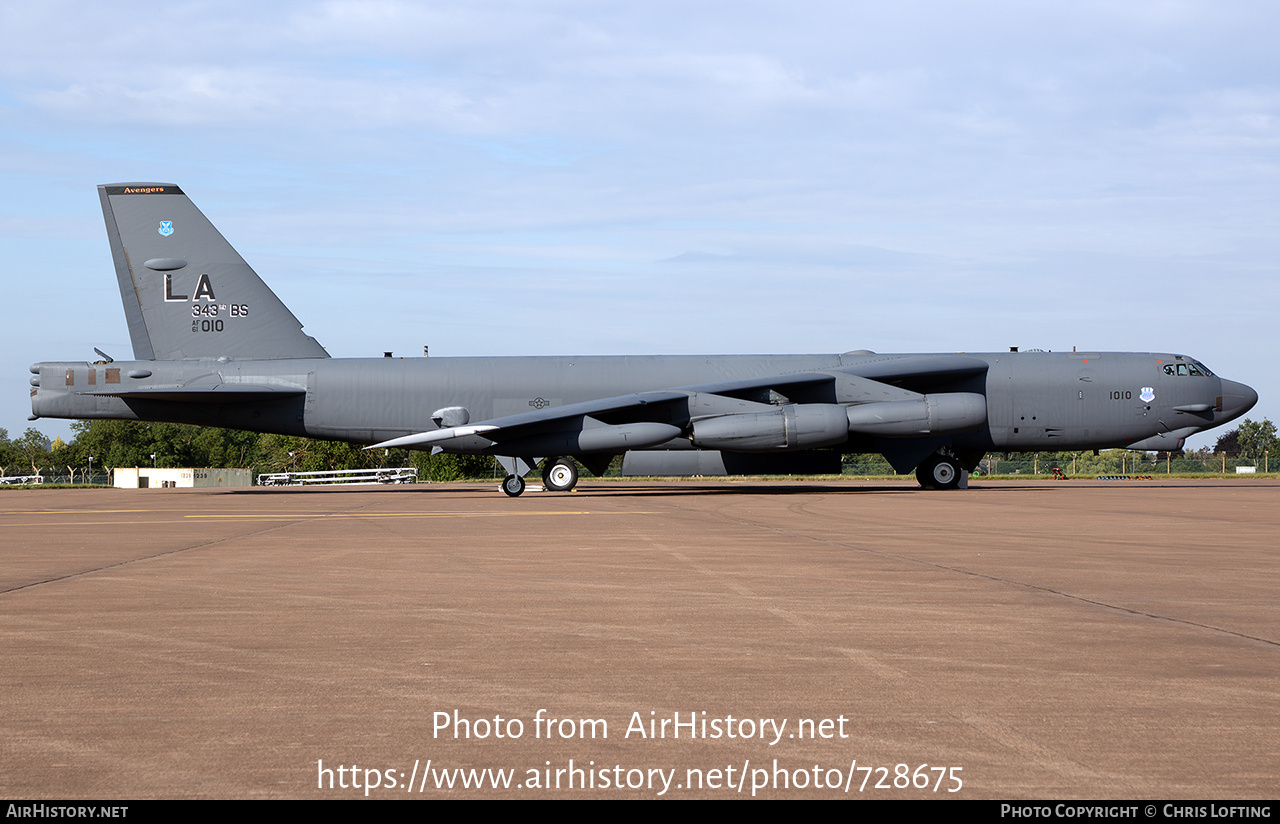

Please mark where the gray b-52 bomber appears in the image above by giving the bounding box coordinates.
[29,184,1257,495]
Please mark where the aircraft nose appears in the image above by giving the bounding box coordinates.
[1218,379,1258,423]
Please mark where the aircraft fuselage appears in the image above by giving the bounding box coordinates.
[31,349,1253,456]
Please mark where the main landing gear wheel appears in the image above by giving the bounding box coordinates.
[542,458,578,492]
[916,455,961,490]
[501,474,526,497]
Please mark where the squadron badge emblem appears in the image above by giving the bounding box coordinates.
[158,221,174,237]
[1140,387,1155,403]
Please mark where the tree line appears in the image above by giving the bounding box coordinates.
[0,421,497,482]
[1,417,1275,482]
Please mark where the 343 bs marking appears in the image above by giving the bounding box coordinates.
[191,304,249,318]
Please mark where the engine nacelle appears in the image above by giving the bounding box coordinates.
[691,404,849,452]
[844,393,987,437]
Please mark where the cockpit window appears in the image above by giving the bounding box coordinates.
[1162,360,1214,377]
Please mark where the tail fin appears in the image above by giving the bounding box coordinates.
[99,183,329,361]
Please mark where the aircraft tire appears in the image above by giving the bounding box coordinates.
[916,455,961,490]
[502,474,526,497]
[543,458,578,492]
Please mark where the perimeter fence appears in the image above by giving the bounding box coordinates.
[843,452,1272,477]
[0,470,113,485]
[2,453,1274,486]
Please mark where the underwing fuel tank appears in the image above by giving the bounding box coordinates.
[496,422,683,456]
[691,404,849,451]
[844,393,987,437]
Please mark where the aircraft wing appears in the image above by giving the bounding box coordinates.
[367,362,988,455]
[840,354,991,390]
[368,390,692,451]
[367,371,868,452]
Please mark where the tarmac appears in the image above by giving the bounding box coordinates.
[1,478,1276,799]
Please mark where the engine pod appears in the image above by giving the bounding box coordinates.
[691,404,849,452]
[845,393,987,437]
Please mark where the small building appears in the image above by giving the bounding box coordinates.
[113,467,253,489]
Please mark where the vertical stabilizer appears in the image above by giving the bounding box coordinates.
[99,183,330,361]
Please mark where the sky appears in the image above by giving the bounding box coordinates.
[2,0,1276,451]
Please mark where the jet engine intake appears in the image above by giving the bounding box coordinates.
[691,403,849,452]
[844,393,987,437]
